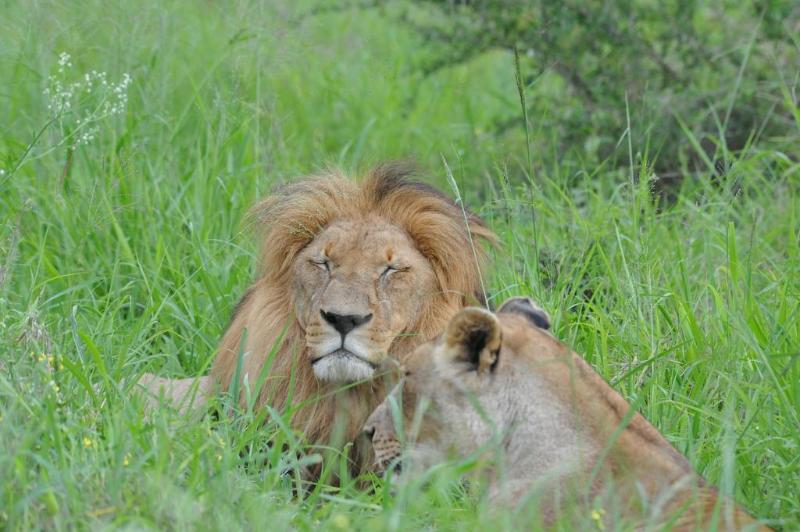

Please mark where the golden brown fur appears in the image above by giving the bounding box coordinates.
[365,298,770,530]
[204,163,493,467]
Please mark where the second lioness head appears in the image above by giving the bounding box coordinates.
[363,297,555,474]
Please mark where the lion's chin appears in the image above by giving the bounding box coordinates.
[312,349,377,383]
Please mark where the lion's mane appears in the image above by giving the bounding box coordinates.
[211,163,493,454]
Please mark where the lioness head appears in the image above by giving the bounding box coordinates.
[363,296,553,474]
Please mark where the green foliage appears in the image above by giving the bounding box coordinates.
[0,0,797,529]
[405,0,799,182]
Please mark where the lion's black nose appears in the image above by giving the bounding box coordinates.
[321,310,373,336]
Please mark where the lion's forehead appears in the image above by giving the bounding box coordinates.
[313,219,422,264]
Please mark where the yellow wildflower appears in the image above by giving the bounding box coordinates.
[330,514,350,530]
[591,508,606,530]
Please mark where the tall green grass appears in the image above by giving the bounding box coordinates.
[1,0,797,529]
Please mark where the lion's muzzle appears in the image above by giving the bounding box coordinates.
[309,305,384,382]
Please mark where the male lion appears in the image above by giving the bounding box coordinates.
[141,163,493,472]
[364,298,770,530]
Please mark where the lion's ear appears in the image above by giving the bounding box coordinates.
[498,297,550,330]
[444,308,502,373]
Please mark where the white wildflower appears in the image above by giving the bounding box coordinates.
[41,52,132,151]
[57,52,72,74]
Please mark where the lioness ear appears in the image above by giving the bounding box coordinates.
[444,308,502,373]
[498,297,550,330]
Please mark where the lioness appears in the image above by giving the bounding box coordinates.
[140,163,493,474]
[364,298,769,530]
